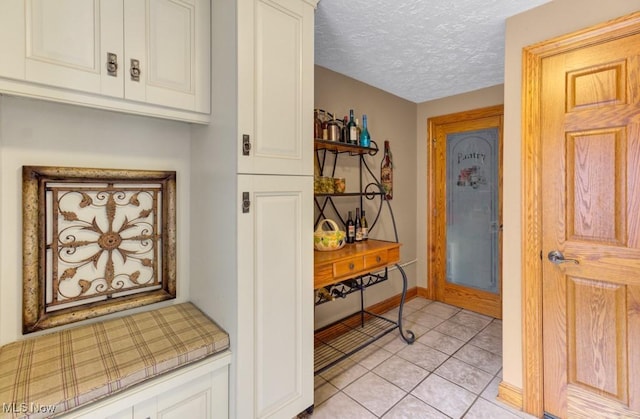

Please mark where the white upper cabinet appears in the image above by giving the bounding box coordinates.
[237,0,315,175]
[0,0,210,123]
[23,0,124,98]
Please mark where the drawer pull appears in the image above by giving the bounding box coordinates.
[376,256,382,263]
[349,263,355,270]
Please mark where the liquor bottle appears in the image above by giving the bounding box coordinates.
[321,111,328,140]
[355,208,362,242]
[355,118,362,146]
[348,110,357,145]
[346,211,355,243]
[341,116,349,143]
[381,140,393,200]
[359,114,371,147]
[360,210,368,241]
[314,109,322,139]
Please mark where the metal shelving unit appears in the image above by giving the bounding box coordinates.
[313,139,415,376]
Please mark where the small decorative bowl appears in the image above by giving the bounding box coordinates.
[314,219,346,251]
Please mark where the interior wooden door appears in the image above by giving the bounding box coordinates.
[540,31,640,418]
[429,106,503,319]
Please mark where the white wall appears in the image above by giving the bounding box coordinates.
[0,95,192,345]
[502,0,640,390]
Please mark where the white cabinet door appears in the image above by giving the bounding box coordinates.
[237,174,313,418]
[237,0,314,176]
[24,0,123,97]
[124,0,210,114]
[153,372,212,419]
[0,0,210,121]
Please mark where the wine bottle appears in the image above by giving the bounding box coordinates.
[381,140,393,200]
[346,211,355,243]
[341,116,349,143]
[317,287,335,301]
[348,110,357,145]
[355,118,362,146]
[360,210,368,241]
[355,208,362,242]
[321,111,328,140]
[359,114,371,148]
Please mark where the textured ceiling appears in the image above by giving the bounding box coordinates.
[314,0,550,103]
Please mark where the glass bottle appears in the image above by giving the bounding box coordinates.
[381,140,393,200]
[355,208,362,242]
[359,115,371,147]
[341,116,349,143]
[360,210,368,241]
[348,110,357,145]
[355,118,362,146]
[346,211,355,243]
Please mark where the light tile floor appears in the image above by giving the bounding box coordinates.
[308,297,536,419]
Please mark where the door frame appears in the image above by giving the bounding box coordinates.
[521,11,640,417]
[427,105,504,318]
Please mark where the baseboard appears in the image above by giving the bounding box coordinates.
[366,286,418,315]
[498,381,523,410]
[416,286,430,299]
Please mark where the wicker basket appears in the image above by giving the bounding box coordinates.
[314,219,346,251]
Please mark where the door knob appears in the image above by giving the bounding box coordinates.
[547,250,579,265]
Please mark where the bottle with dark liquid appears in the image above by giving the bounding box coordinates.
[346,211,355,243]
[348,110,357,145]
[341,116,349,143]
[381,140,393,200]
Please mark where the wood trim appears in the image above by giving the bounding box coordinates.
[521,11,640,418]
[417,286,430,299]
[498,381,523,411]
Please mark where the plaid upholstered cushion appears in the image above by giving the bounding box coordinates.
[0,303,229,419]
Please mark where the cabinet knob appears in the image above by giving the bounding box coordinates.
[349,263,355,270]
[376,256,382,263]
[130,59,141,82]
[106,52,118,77]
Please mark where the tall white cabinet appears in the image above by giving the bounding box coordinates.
[190,0,317,417]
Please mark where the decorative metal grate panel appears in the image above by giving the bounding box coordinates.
[47,184,163,311]
[23,167,177,333]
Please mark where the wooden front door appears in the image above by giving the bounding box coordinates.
[539,28,640,418]
[428,106,503,319]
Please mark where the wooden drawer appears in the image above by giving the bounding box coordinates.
[314,240,402,289]
[364,250,388,269]
[333,256,365,278]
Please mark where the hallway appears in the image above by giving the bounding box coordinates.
[309,297,534,418]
